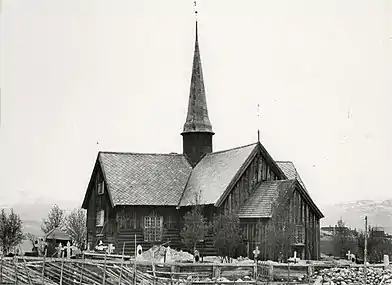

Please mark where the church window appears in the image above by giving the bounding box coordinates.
[165,215,176,229]
[257,158,262,182]
[97,181,104,195]
[144,215,163,242]
[96,209,104,227]
[262,163,267,180]
[266,166,271,180]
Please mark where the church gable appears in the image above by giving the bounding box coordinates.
[82,157,114,209]
[216,142,288,212]
[178,143,258,207]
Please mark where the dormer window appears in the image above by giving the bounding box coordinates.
[97,181,105,195]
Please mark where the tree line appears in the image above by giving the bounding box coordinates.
[330,219,392,263]
[0,205,86,255]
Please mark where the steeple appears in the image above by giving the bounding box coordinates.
[182,21,214,134]
[181,21,214,166]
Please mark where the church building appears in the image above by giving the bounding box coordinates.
[81,21,324,260]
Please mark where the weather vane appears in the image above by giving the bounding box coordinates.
[194,0,198,20]
[257,103,260,142]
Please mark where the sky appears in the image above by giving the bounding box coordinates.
[0,0,391,209]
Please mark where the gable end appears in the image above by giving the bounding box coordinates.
[81,154,114,209]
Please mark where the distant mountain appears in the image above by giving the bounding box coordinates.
[320,199,392,233]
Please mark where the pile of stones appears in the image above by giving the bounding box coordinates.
[311,267,392,285]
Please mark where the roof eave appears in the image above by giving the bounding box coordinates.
[98,153,115,208]
[81,156,100,209]
[294,180,324,219]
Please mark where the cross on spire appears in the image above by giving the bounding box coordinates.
[194,1,198,20]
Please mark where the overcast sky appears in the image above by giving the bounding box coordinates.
[0,0,391,209]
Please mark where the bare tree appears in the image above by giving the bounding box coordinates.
[210,211,243,263]
[41,204,66,234]
[356,226,392,263]
[25,233,37,248]
[332,219,357,258]
[0,209,24,255]
[180,205,207,252]
[65,208,87,249]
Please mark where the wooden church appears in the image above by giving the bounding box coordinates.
[81,21,324,261]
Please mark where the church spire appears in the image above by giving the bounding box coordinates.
[181,18,214,166]
[182,21,214,134]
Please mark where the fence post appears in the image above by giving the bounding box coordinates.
[308,264,314,284]
[288,262,291,283]
[102,252,107,285]
[0,256,3,284]
[42,248,47,285]
[118,242,125,285]
[254,262,258,280]
[254,262,258,284]
[14,255,18,285]
[170,265,174,285]
[79,252,85,285]
[21,255,32,285]
[268,264,274,281]
[60,251,64,285]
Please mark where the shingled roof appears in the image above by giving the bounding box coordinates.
[82,143,319,213]
[99,152,192,206]
[178,143,258,206]
[276,161,308,192]
[238,180,295,218]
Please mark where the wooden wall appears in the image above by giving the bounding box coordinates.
[269,184,321,261]
[114,206,181,256]
[85,147,321,260]
[216,147,322,261]
[113,205,220,257]
[86,164,115,248]
[222,151,282,215]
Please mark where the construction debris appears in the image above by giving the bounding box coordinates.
[141,245,194,262]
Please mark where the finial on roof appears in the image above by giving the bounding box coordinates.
[257,103,260,142]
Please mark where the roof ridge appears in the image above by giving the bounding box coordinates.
[99,151,185,157]
[208,142,258,156]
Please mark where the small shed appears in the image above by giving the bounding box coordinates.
[45,227,72,257]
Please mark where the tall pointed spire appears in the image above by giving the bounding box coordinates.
[181,17,214,166]
[182,21,214,134]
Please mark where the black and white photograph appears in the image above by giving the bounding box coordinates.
[0,0,391,284]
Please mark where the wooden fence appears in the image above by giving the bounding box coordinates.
[0,255,360,285]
